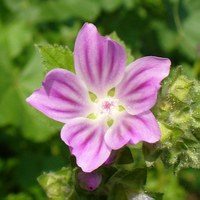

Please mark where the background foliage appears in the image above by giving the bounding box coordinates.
[0,0,200,199]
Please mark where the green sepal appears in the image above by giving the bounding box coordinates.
[116,147,134,165]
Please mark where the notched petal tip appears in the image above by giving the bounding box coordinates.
[25,68,92,123]
[74,23,126,96]
[61,118,111,173]
[129,111,161,144]
[116,56,171,115]
[105,111,161,149]
[144,56,171,76]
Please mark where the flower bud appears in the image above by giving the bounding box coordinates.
[77,171,102,191]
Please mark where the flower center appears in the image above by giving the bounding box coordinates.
[98,98,118,116]
[87,94,125,123]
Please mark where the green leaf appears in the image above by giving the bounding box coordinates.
[37,0,100,22]
[6,193,32,200]
[37,167,75,200]
[19,54,62,142]
[143,142,161,167]
[145,161,187,200]
[116,147,134,165]
[129,144,145,168]
[110,32,134,65]
[154,22,178,53]
[171,0,200,60]
[0,53,62,142]
[36,44,74,73]
[99,0,122,12]
[3,21,32,58]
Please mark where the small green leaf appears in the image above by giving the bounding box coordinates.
[36,44,74,73]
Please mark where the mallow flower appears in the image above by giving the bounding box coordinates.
[26,23,171,173]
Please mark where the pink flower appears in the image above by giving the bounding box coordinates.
[26,23,171,173]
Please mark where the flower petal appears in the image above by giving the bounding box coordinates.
[74,23,126,97]
[105,111,160,150]
[116,56,171,115]
[26,69,92,123]
[61,118,111,172]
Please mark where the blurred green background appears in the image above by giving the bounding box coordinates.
[0,0,200,199]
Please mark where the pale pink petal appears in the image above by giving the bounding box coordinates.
[61,118,111,172]
[74,23,126,97]
[26,69,91,123]
[116,56,171,115]
[105,111,160,150]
